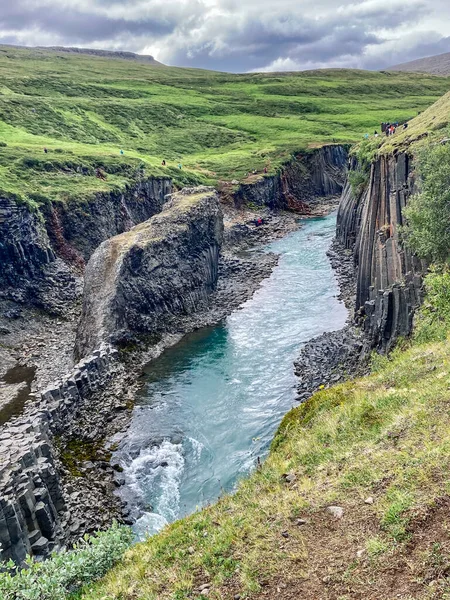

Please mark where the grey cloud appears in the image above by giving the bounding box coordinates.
[0,0,449,72]
[165,3,422,71]
[0,0,181,43]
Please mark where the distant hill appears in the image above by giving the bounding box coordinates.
[1,43,449,208]
[389,51,450,75]
[0,44,163,65]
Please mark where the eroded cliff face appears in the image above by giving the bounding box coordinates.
[43,178,172,262]
[234,145,348,210]
[337,152,424,351]
[0,198,78,313]
[0,344,119,563]
[1,147,345,314]
[0,178,172,313]
[75,187,223,359]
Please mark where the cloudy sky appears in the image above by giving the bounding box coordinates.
[1,0,450,72]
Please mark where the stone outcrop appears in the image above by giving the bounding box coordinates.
[0,178,172,313]
[0,345,119,563]
[234,145,348,210]
[75,187,223,359]
[337,152,424,351]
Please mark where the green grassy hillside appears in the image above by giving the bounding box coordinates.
[1,45,449,207]
[73,273,450,600]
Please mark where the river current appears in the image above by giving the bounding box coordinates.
[114,212,347,538]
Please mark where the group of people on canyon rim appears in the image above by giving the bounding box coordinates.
[365,120,410,140]
[381,121,409,136]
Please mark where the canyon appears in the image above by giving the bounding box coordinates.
[0,140,424,564]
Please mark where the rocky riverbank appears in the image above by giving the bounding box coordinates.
[294,235,371,403]
[0,198,305,560]
[0,145,349,562]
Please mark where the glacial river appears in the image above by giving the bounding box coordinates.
[114,212,347,538]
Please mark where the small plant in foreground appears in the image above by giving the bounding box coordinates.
[0,522,132,600]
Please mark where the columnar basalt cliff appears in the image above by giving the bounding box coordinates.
[234,145,348,210]
[337,152,424,351]
[75,187,223,359]
[0,345,118,563]
[0,198,77,313]
[0,178,172,313]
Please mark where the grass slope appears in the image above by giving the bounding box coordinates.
[0,45,449,207]
[77,334,450,600]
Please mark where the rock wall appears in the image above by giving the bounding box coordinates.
[337,152,424,351]
[0,197,78,314]
[44,178,172,262]
[75,187,223,359]
[0,345,118,563]
[234,145,348,210]
[0,178,172,313]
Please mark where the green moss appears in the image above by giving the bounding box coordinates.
[55,437,111,478]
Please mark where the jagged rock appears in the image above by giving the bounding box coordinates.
[0,178,172,314]
[0,343,120,562]
[75,187,224,358]
[43,178,172,261]
[31,536,49,555]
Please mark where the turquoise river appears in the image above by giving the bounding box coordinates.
[114,212,348,537]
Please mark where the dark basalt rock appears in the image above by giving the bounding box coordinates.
[43,178,172,262]
[337,151,424,352]
[234,145,348,210]
[0,178,172,314]
[0,197,77,314]
[75,186,224,359]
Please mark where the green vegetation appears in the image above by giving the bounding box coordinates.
[380,90,450,155]
[402,139,450,262]
[0,523,132,600]
[60,267,450,600]
[412,269,450,344]
[1,45,449,207]
[55,437,112,478]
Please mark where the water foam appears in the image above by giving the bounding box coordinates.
[126,439,185,535]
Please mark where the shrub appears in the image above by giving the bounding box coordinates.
[414,268,450,343]
[0,522,132,600]
[402,142,450,262]
[348,169,369,196]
